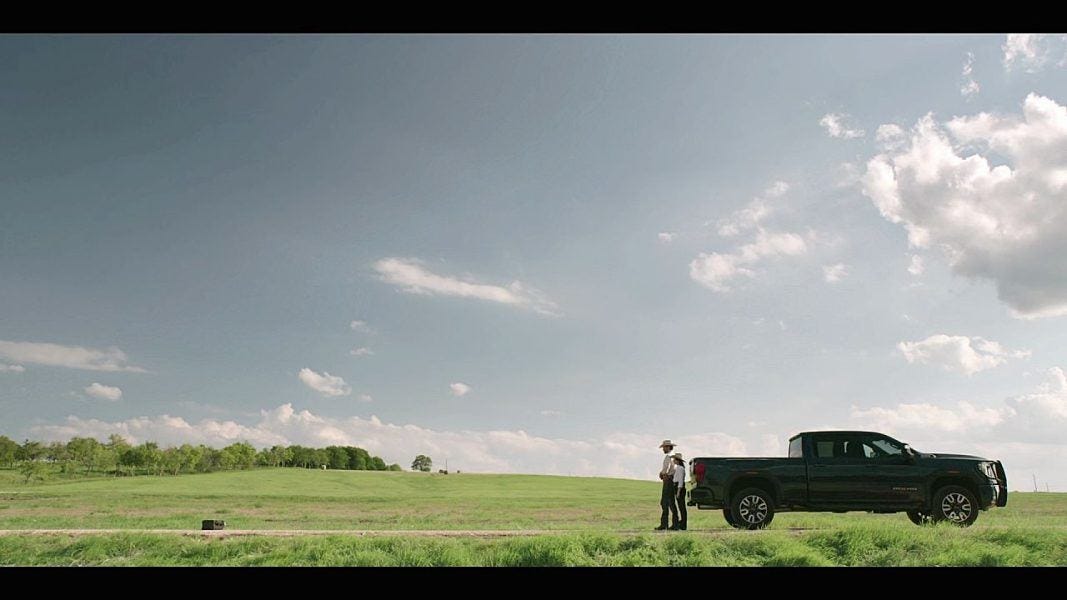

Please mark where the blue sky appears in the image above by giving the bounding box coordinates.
[2,34,1067,488]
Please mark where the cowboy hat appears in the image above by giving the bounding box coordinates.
[671,452,684,461]
[658,440,675,448]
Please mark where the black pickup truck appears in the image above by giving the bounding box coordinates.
[687,431,1007,529]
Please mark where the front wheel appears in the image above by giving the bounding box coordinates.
[729,487,775,530]
[931,485,979,527]
[906,510,933,526]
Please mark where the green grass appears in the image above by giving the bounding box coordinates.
[1,526,1064,566]
[1,467,1064,565]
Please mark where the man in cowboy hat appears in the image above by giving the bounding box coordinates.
[655,439,679,530]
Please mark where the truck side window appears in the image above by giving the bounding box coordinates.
[788,437,803,458]
[814,440,835,458]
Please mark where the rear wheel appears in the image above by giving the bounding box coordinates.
[729,487,775,530]
[723,508,744,529]
[906,510,933,526]
[931,485,979,527]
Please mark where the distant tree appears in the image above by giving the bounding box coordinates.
[370,456,387,471]
[66,437,103,473]
[346,447,370,470]
[411,455,432,472]
[161,447,183,475]
[387,463,402,471]
[0,436,18,466]
[219,442,256,470]
[326,446,349,470]
[17,440,45,462]
[270,446,293,468]
[20,460,49,484]
[139,442,163,475]
[312,449,330,469]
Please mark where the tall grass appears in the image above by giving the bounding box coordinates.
[2,525,1063,566]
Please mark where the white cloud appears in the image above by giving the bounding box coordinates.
[449,382,471,397]
[28,403,763,480]
[875,124,905,151]
[0,340,145,372]
[896,334,1030,375]
[0,363,25,373]
[84,383,122,401]
[349,320,371,332]
[373,257,558,316]
[820,112,865,139]
[907,254,925,276]
[1003,34,1049,72]
[298,368,351,397]
[540,410,562,417]
[716,199,771,237]
[822,263,848,283]
[358,394,374,403]
[850,400,1008,435]
[765,181,790,197]
[861,94,1067,319]
[690,230,808,292]
[961,52,980,99]
[350,347,374,357]
[657,232,677,243]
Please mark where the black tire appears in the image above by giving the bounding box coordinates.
[723,508,745,529]
[906,510,933,526]
[729,487,775,530]
[931,485,979,527]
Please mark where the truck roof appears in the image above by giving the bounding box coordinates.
[788,430,895,440]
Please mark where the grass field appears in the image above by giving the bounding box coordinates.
[1,467,1064,565]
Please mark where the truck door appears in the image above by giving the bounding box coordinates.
[808,433,921,507]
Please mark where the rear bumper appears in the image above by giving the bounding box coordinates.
[687,486,722,509]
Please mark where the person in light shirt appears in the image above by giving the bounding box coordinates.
[671,452,687,531]
[656,439,679,530]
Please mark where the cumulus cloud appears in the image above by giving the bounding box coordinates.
[0,363,25,373]
[861,94,1067,318]
[822,263,848,283]
[350,347,374,357]
[373,257,559,316]
[298,368,351,397]
[897,334,1030,375]
[690,230,808,292]
[765,181,790,197]
[1002,34,1050,72]
[28,403,763,480]
[961,51,980,99]
[850,400,1009,435]
[349,320,371,332]
[84,383,122,401]
[658,232,677,243]
[0,340,145,372]
[716,199,772,237]
[907,254,925,276]
[358,394,374,403]
[449,382,471,397]
[820,112,865,139]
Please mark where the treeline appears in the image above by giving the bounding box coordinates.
[0,434,401,480]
